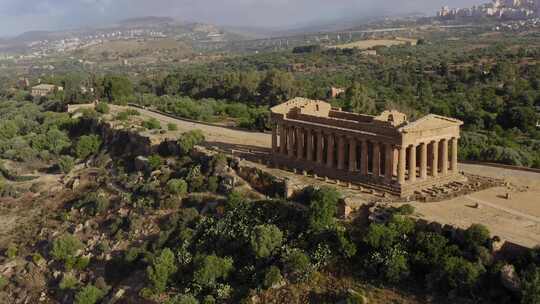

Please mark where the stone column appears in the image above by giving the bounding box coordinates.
[441,138,449,176]
[431,140,439,177]
[408,144,417,182]
[398,146,406,184]
[306,129,314,162]
[296,127,304,160]
[361,140,369,176]
[287,126,295,158]
[279,124,287,155]
[326,133,335,168]
[420,142,427,179]
[384,143,394,182]
[337,135,346,170]
[272,123,278,152]
[393,149,398,176]
[372,142,381,177]
[316,131,324,164]
[348,138,357,172]
[451,137,458,172]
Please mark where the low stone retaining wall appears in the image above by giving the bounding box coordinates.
[461,160,540,174]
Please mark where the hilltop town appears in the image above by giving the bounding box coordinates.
[438,0,540,19]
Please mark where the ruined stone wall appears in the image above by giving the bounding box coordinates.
[235,164,286,198]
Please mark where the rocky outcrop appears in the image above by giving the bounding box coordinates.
[99,122,154,157]
[236,164,285,198]
[500,264,521,293]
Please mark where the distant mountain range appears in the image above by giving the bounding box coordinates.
[0,12,426,54]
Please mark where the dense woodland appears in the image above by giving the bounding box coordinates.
[3,31,539,168]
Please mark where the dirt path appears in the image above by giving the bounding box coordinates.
[114,105,272,149]
[465,196,540,224]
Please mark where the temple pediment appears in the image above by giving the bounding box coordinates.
[270,97,331,117]
[399,114,463,133]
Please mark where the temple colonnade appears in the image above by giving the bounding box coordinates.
[272,123,459,184]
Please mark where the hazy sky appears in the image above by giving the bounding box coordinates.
[0,0,485,36]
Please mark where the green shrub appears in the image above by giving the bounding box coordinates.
[57,155,75,174]
[396,204,415,215]
[250,224,283,259]
[440,256,483,291]
[147,154,162,170]
[79,108,99,119]
[202,295,216,304]
[193,254,234,287]
[345,289,366,304]
[31,128,72,155]
[32,252,45,265]
[70,256,90,271]
[207,176,219,193]
[159,197,183,210]
[263,266,283,289]
[0,275,7,290]
[75,135,102,159]
[177,130,205,155]
[142,118,161,130]
[522,267,540,304]
[116,109,140,121]
[51,234,83,262]
[225,191,246,210]
[307,186,340,231]
[5,244,17,259]
[167,123,178,131]
[381,248,410,283]
[464,224,490,249]
[59,274,79,290]
[166,294,200,304]
[74,285,106,304]
[74,192,110,216]
[95,103,110,114]
[186,165,205,192]
[146,248,177,293]
[166,179,188,196]
[282,249,312,283]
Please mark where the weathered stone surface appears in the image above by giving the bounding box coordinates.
[219,175,236,193]
[134,156,150,172]
[500,264,521,293]
[270,98,464,198]
[338,198,354,219]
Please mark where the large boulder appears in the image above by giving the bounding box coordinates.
[500,264,521,293]
[134,156,150,172]
[219,175,236,194]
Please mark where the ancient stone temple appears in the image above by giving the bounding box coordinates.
[270,98,465,197]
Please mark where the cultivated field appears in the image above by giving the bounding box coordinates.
[331,37,418,50]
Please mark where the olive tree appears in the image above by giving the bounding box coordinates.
[250,224,283,259]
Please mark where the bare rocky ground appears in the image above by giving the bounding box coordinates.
[409,164,540,248]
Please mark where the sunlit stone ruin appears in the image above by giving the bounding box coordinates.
[270,98,466,197]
